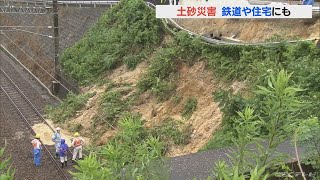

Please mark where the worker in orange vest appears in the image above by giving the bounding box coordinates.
[71,132,84,161]
[31,134,42,166]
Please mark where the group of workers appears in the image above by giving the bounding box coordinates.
[31,127,85,168]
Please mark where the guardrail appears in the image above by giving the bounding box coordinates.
[144,1,319,46]
[51,0,319,46]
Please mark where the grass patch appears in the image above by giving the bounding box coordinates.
[201,127,234,151]
[150,118,193,145]
[181,97,198,119]
[67,123,83,133]
[137,47,178,101]
[172,94,182,105]
[201,89,249,150]
[93,90,128,128]
[45,92,94,123]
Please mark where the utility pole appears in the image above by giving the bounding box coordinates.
[52,0,60,95]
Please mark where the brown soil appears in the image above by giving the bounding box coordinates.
[31,121,87,146]
[58,58,245,156]
[108,61,149,84]
[132,62,223,156]
[174,18,320,43]
[57,84,106,142]
[61,62,150,146]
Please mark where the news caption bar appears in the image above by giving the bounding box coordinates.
[156,5,313,18]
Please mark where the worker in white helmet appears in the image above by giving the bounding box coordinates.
[31,134,42,166]
[71,132,84,161]
[52,127,61,158]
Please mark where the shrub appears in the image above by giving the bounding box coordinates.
[0,144,15,180]
[296,117,320,175]
[150,118,193,145]
[181,97,198,119]
[123,54,143,70]
[96,114,168,179]
[71,153,112,180]
[212,70,305,178]
[137,47,178,101]
[45,92,94,123]
[60,0,163,85]
[151,80,176,102]
[93,90,128,128]
[172,94,182,105]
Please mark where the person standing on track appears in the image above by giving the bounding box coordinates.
[71,132,84,162]
[52,127,61,158]
[59,139,69,168]
[31,134,42,167]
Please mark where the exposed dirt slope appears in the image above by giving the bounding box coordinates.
[57,59,225,156]
[174,18,320,42]
[133,62,223,156]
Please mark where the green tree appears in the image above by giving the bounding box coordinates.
[60,0,162,84]
[213,69,305,178]
[254,69,304,169]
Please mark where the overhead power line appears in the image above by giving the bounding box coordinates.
[1,33,116,130]
[0,28,53,38]
[0,25,52,28]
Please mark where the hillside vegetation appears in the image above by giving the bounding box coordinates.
[45,0,320,178]
[60,0,163,84]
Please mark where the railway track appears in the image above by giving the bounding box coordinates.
[0,67,73,180]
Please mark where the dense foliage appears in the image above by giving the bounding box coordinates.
[56,0,320,178]
[212,70,306,178]
[181,97,198,119]
[150,117,192,145]
[60,0,163,84]
[0,144,15,180]
[45,92,93,123]
[72,114,168,180]
[137,46,178,101]
[93,90,129,128]
[295,117,320,177]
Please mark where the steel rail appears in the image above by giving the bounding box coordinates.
[0,67,74,154]
[0,68,71,180]
[1,66,75,151]
[0,45,62,103]
[1,68,56,132]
